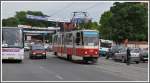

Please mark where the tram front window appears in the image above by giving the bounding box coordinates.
[83,31,99,46]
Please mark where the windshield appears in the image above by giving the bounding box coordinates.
[2,28,23,48]
[101,42,112,48]
[32,45,45,50]
[131,49,140,53]
[83,31,99,46]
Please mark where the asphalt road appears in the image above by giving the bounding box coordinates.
[2,51,148,81]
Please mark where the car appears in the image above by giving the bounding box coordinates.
[106,45,125,59]
[99,47,109,57]
[113,48,140,64]
[140,49,148,62]
[29,44,47,59]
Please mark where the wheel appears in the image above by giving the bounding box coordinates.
[54,52,57,56]
[17,60,22,63]
[67,55,72,61]
[135,61,139,64]
[43,55,47,59]
[29,56,33,59]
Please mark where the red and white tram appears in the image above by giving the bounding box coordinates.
[52,30,99,63]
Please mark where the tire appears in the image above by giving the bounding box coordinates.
[43,55,47,59]
[135,61,139,64]
[17,60,22,63]
[67,55,72,61]
[54,52,57,56]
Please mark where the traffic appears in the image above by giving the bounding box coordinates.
[2,27,24,62]
[2,27,148,64]
[1,1,148,82]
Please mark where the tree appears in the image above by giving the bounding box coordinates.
[99,11,112,39]
[2,11,56,27]
[99,2,148,43]
[79,21,99,30]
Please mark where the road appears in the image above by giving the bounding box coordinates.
[2,51,148,81]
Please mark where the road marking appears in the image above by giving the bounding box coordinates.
[55,75,63,80]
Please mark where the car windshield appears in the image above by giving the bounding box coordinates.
[32,45,45,50]
[101,42,112,48]
[131,49,140,53]
[2,28,23,48]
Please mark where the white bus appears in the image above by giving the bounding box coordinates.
[2,27,24,62]
[99,39,113,56]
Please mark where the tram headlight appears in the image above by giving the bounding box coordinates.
[84,51,88,54]
[32,52,36,55]
[95,51,98,54]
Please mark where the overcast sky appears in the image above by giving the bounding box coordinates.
[2,1,114,22]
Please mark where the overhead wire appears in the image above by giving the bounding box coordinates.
[49,2,74,17]
[81,3,99,12]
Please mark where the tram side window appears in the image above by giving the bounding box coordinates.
[65,33,72,45]
[76,32,80,45]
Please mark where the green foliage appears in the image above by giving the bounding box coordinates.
[99,2,148,43]
[2,11,56,27]
[79,21,99,30]
[2,17,19,27]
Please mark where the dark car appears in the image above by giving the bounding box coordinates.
[140,49,148,62]
[106,45,125,59]
[29,44,47,59]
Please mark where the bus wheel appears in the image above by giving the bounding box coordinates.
[17,60,22,63]
[67,55,72,61]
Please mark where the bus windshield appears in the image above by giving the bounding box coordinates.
[2,28,23,48]
[101,42,112,48]
[83,31,99,46]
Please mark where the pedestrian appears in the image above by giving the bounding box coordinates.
[105,49,111,59]
[126,47,131,65]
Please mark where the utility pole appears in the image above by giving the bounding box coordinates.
[71,11,91,30]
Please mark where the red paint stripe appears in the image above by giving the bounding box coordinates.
[53,45,99,57]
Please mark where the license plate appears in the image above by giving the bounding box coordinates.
[36,55,42,56]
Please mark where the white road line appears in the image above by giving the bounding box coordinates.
[55,75,63,80]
